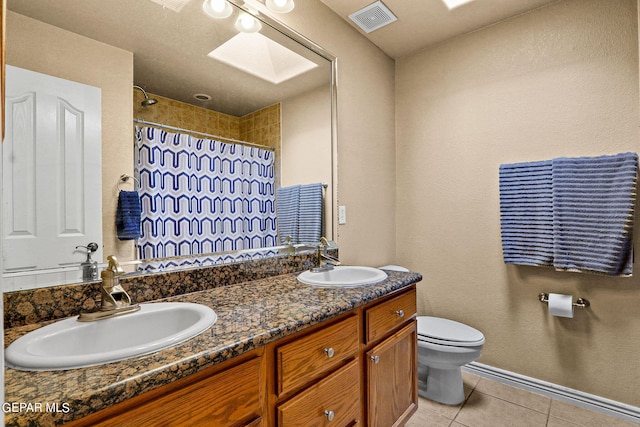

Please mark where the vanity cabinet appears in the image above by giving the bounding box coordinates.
[64,286,417,427]
[364,287,418,427]
[366,323,418,427]
[65,351,266,427]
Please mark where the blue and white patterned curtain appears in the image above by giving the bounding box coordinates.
[135,126,277,259]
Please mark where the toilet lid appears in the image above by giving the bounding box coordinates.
[417,316,485,346]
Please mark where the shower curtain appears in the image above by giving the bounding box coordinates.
[135,126,277,259]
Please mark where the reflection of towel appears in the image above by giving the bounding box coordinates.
[277,183,324,244]
[277,185,300,243]
[116,190,142,240]
[298,183,323,243]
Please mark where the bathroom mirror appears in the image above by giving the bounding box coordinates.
[3,0,336,290]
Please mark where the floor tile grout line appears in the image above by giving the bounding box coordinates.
[469,388,553,416]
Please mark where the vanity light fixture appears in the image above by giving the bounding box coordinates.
[235,11,262,33]
[202,0,233,19]
[265,0,294,14]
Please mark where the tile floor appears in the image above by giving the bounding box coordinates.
[406,372,638,427]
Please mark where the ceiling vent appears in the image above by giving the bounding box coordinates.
[348,1,398,34]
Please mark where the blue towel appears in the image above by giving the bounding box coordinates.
[277,185,300,244]
[276,183,324,244]
[499,160,554,267]
[552,152,637,276]
[116,190,142,240]
[499,152,638,276]
[298,183,324,243]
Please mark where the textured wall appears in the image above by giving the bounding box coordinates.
[396,0,640,406]
[271,1,397,267]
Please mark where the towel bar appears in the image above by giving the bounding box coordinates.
[538,293,590,308]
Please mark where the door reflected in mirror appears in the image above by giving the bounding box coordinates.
[3,0,336,291]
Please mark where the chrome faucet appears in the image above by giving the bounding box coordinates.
[311,237,341,272]
[78,255,140,321]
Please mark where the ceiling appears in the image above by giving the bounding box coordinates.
[319,0,560,59]
[6,0,331,117]
[6,0,560,115]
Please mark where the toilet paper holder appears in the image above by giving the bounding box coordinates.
[538,293,590,308]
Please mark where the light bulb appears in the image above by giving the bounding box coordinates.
[235,12,261,33]
[202,0,233,19]
[265,0,294,13]
[211,0,226,12]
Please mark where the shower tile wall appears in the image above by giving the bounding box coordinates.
[133,91,281,183]
[133,91,281,149]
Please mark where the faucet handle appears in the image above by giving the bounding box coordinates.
[106,255,125,275]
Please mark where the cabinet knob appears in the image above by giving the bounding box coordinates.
[324,409,335,421]
[395,309,405,318]
[324,347,335,358]
[370,355,380,364]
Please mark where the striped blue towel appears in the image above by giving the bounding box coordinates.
[499,152,638,276]
[552,152,637,276]
[298,183,324,244]
[116,190,142,240]
[277,185,300,244]
[499,160,554,267]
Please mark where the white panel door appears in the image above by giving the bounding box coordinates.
[3,65,102,272]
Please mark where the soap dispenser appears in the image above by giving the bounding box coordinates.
[76,242,99,281]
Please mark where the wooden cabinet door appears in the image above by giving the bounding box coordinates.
[366,321,417,427]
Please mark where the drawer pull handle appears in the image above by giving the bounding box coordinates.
[370,355,380,364]
[324,347,335,358]
[324,410,335,421]
[395,309,405,318]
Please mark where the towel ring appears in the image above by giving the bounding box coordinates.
[118,174,140,191]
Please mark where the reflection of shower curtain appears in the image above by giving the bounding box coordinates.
[135,126,277,259]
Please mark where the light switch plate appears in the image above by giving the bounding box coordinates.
[338,205,347,224]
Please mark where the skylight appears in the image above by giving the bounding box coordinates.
[442,0,475,10]
[148,0,192,13]
[208,32,318,84]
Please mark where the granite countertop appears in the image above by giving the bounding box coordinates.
[4,270,422,427]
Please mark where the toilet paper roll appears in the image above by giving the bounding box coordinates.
[548,293,574,318]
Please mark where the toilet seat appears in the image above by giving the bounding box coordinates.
[417,316,485,347]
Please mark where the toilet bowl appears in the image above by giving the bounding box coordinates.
[417,316,485,405]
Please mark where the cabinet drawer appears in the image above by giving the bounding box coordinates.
[83,356,263,427]
[277,314,359,396]
[277,359,361,427]
[365,288,416,343]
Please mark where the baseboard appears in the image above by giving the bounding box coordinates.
[462,362,640,424]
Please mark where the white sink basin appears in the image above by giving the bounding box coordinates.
[5,302,217,371]
[297,266,388,287]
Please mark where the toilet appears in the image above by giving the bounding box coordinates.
[416,316,485,405]
[377,265,485,406]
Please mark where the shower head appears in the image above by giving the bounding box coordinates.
[133,85,158,107]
